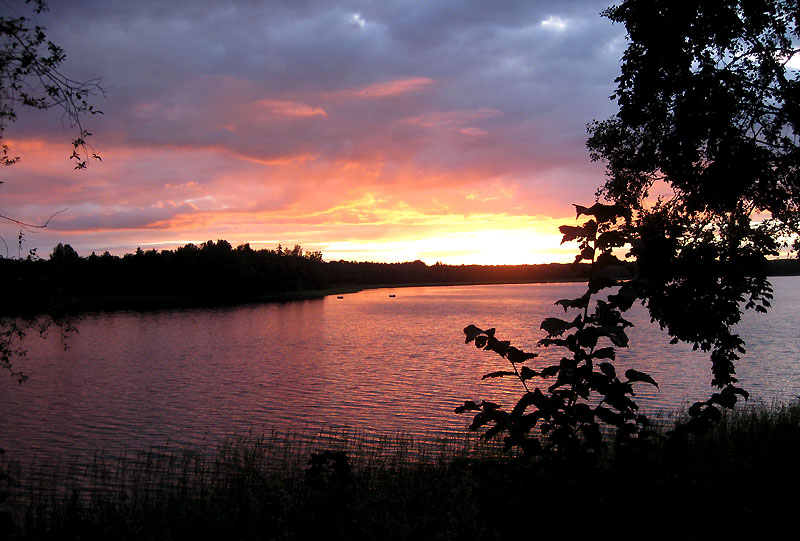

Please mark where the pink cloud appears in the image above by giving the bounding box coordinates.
[251,99,327,117]
[327,77,433,99]
[401,108,503,128]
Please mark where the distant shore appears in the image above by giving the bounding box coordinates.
[3,245,797,315]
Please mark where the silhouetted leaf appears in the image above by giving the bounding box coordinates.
[607,286,640,311]
[486,337,510,356]
[547,376,571,393]
[454,400,481,414]
[605,327,629,347]
[588,276,618,294]
[576,327,600,349]
[574,203,631,224]
[592,347,616,360]
[599,362,616,378]
[624,369,658,388]
[715,385,749,408]
[482,370,516,380]
[573,204,590,218]
[519,366,538,381]
[574,403,593,423]
[518,412,541,429]
[596,231,628,251]
[537,337,569,348]
[559,225,586,244]
[531,388,551,414]
[540,365,559,378]
[483,424,503,441]
[574,246,595,263]
[511,392,536,418]
[507,346,537,363]
[464,324,483,343]
[594,406,624,427]
[555,291,591,311]
[714,392,736,408]
[540,317,571,336]
[469,412,491,431]
[687,401,705,417]
[732,386,749,401]
[474,335,488,349]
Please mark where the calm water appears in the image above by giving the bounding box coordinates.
[1,277,798,462]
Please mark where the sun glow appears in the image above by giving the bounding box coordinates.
[2,136,585,265]
[321,225,577,265]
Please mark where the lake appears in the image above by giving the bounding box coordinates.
[1,277,798,463]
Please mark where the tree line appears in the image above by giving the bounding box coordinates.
[0,240,596,314]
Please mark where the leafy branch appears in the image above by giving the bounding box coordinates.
[457,203,659,458]
[1,1,104,168]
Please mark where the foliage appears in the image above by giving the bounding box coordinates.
[588,0,797,433]
[460,0,798,453]
[1,0,103,169]
[589,0,799,227]
[458,203,661,456]
[0,0,103,388]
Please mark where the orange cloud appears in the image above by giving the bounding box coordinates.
[328,77,433,99]
[2,134,593,265]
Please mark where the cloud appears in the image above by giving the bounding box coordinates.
[401,107,502,127]
[327,77,434,99]
[251,99,328,117]
[2,0,627,263]
[541,16,568,30]
[401,107,503,137]
[349,13,367,28]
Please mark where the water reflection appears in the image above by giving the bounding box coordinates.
[1,278,798,463]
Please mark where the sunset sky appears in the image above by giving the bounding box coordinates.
[1,0,629,264]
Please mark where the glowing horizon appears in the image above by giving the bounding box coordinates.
[0,1,624,265]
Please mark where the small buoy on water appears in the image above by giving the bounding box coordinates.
[336,296,344,299]
[389,294,396,297]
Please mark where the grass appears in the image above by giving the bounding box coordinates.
[2,403,800,540]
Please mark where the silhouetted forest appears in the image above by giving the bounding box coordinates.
[2,239,797,315]
[1,240,593,314]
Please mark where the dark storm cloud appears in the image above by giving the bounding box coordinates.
[26,0,623,173]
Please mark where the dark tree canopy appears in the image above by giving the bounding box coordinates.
[589,0,799,228]
[587,0,800,427]
[587,0,798,380]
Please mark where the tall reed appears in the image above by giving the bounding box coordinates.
[1,403,798,539]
